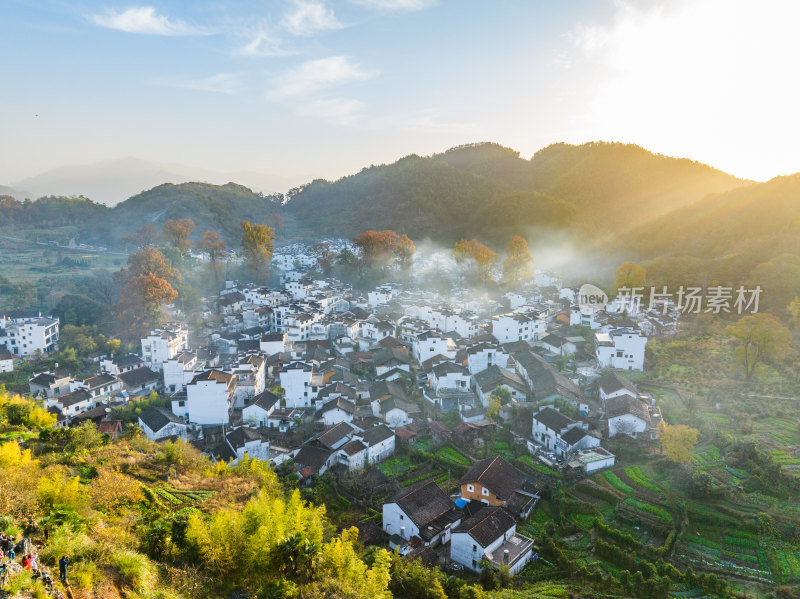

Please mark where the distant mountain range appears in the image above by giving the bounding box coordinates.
[3,157,297,206]
[6,141,799,290]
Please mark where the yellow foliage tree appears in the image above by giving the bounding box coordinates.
[313,527,392,598]
[659,421,699,463]
[0,439,33,468]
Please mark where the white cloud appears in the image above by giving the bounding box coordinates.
[564,0,800,180]
[169,73,244,95]
[89,6,212,36]
[295,98,366,124]
[349,0,434,10]
[238,23,293,57]
[270,56,377,98]
[281,0,344,36]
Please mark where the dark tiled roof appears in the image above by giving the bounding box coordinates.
[473,365,527,393]
[119,367,158,388]
[316,421,355,449]
[248,390,281,412]
[605,395,651,423]
[454,506,515,548]
[294,445,331,471]
[458,456,525,502]
[597,373,639,396]
[560,427,590,445]
[533,407,575,432]
[226,426,265,449]
[139,406,184,432]
[369,380,407,402]
[362,424,394,445]
[341,439,367,456]
[389,479,453,528]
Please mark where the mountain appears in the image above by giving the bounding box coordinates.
[281,141,747,243]
[109,182,283,243]
[9,157,195,206]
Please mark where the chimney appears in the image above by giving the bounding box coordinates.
[503,550,509,564]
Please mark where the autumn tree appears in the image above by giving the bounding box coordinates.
[614,261,646,292]
[162,218,195,257]
[726,313,791,380]
[117,247,180,338]
[502,235,534,287]
[196,230,226,288]
[659,421,699,463]
[122,223,158,248]
[394,233,416,270]
[453,238,498,284]
[241,220,275,283]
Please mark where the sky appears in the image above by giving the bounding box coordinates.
[2,0,800,190]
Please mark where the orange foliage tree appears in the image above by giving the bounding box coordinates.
[453,238,498,283]
[162,218,195,257]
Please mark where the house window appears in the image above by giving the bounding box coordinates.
[473,545,477,552]
[482,488,489,496]
[400,514,404,520]
[467,484,474,492]
[472,560,477,568]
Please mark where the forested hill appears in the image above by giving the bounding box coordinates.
[1,142,751,249]
[280,141,747,242]
[111,182,283,242]
[618,173,800,313]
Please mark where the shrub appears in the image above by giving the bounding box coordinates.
[113,549,158,592]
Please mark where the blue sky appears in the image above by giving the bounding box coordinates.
[2,0,799,189]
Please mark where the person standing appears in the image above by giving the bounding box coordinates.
[58,555,70,584]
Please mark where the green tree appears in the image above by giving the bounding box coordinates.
[241,220,275,283]
[726,313,791,380]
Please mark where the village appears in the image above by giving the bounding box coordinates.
[0,239,686,579]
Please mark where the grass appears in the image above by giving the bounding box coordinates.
[378,457,412,477]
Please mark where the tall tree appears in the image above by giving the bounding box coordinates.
[659,421,699,463]
[117,247,180,338]
[162,218,195,257]
[393,234,416,271]
[726,313,791,380]
[241,220,275,283]
[614,261,646,292]
[122,223,158,248]
[502,235,534,287]
[196,230,226,288]
[453,238,498,284]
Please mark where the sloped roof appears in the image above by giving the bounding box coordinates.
[533,406,575,432]
[139,406,185,432]
[389,479,453,528]
[473,365,527,393]
[362,424,394,445]
[597,372,640,396]
[316,421,355,449]
[294,445,332,471]
[119,367,158,388]
[605,395,651,423]
[458,456,526,502]
[454,506,515,548]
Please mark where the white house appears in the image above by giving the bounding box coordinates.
[595,328,647,371]
[605,395,661,440]
[473,365,528,406]
[224,427,270,466]
[141,324,188,372]
[182,369,236,425]
[596,372,640,404]
[259,333,286,356]
[362,424,395,463]
[413,331,457,363]
[45,389,92,419]
[531,407,589,457]
[279,361,315,409]
[430,361,471,393]
[450,507,534,575]
[569,447,616,473]
[465,343,509,376]
[0,313,59,356]
[382,479,458,544]
[242,390,281,427]
[28,372,72,398]
[70,373,121,402]
[491,312,545,344]
[163,352,199,394]
[138,406,188,441]
[99,353,144,376]
[0,349,13,373]
[232,354,267,406]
